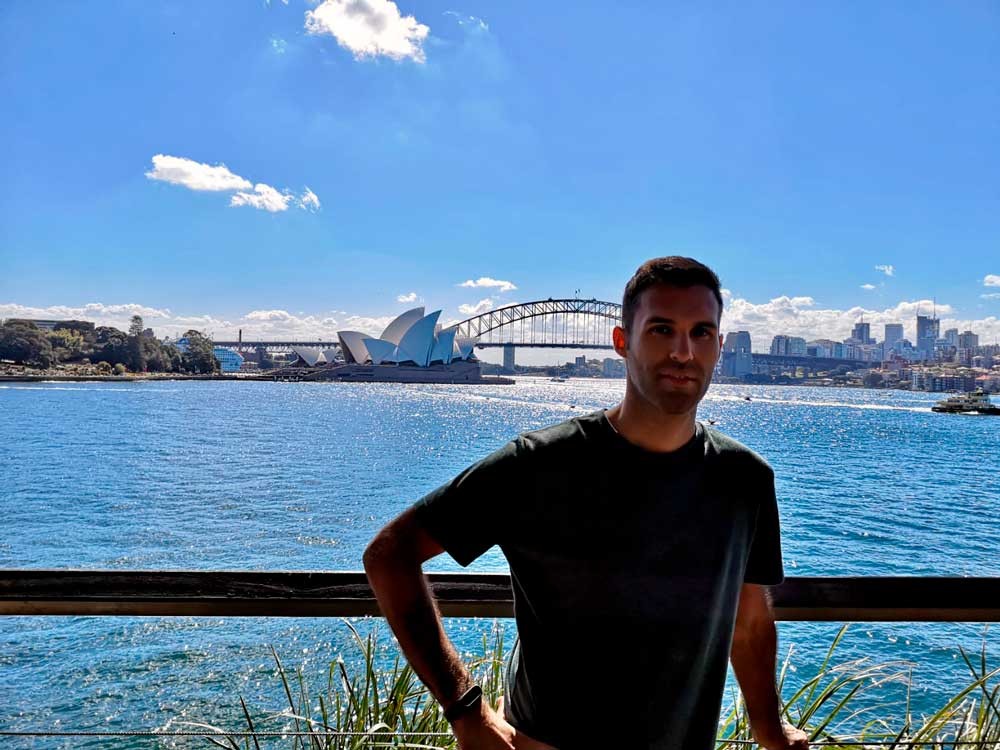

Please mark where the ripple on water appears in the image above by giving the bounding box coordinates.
[1,379,997,738]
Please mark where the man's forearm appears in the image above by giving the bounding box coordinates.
[730,616,783,728]
[364,548,473,707]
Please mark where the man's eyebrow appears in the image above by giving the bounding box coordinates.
[645,316,718,329]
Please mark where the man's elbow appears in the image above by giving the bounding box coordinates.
[363,530,402,578]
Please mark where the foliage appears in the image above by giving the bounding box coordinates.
[182,330,221,374]
[192,624,1000,750]
[0,320,53,367]
[47,328,85,361]
[113,363,127,375]
[863,372,884,388]
[1,317,188,373]
[128,315,146,372]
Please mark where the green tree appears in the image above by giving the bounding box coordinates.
[127,315,146,373]
[92,326,129,367]
[863,371,884,388]
[0,321,53,367]
[46,328,85,362]
[181,330,220,374]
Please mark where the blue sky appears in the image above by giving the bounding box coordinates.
[1,0,998,356]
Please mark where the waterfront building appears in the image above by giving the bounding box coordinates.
[884,324,904,351]
[213,347,244,373]
[721,331,752,378]
[335,307,477,368]
[602,357,625,378]
[910,368,977,393]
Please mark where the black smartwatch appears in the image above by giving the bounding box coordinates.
[444,684,483,722]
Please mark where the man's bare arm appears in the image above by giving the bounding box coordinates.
[363,508,553,750]
[362,507,471,705]
[730,583,809,750]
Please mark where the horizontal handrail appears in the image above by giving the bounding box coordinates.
[2,571,999,621]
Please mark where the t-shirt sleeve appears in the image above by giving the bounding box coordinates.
[412,437,523,567]
[743,466,785,585]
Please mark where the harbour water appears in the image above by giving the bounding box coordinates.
[2,378,998,745]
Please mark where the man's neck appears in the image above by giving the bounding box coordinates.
[606,391,697,453]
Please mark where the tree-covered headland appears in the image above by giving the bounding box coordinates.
[0,316,220,374]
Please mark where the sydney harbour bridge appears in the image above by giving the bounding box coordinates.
[213,298,867,372]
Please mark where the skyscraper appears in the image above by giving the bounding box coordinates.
[945,328,959,346]
[916,314,939,359]
[852,321,872,344]
[722,331,752,377]
[884,323,904,351]
[958,331,979,350]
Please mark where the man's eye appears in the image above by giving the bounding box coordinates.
[693,328,711,337]
[652,326,672,335]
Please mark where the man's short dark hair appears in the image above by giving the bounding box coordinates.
[621,256,723,331]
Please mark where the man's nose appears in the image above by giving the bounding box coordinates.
[670,335,694,363]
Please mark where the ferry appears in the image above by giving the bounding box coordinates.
[931,389,1000,415]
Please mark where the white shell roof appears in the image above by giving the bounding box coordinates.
[336,307,478,367]
[293,347,325,366]
[396,311,441,366]
[337,331,370,364]
[380,307,425,345]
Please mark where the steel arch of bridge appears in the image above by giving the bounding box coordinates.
[453,299,622,349]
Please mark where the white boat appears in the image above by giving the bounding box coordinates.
[931,389,1000,415]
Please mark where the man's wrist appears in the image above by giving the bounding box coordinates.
[449,695,493,733]
[444,684,483,723]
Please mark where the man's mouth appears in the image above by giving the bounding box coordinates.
[660,372,697,384]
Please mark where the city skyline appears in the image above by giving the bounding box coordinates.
[3,2,999,360]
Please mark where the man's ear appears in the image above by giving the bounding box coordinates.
[612,326,628,358]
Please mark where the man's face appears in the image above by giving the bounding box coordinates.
[613,284,723,415]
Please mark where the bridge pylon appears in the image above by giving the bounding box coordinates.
[502,343,515,373]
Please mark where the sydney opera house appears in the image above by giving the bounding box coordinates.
[289,308,510,384]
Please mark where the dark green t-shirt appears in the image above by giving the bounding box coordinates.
[414,410,784,750]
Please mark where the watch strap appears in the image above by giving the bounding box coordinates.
[444,684,483,722]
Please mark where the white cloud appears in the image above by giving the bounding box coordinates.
[396,292,418,303]
[0,302,232,338]
[982,293,1000,301]
[860,284,876,291]
[305,0,429,62]
[147,154,320,214]
[145,154,252,192]
[298,187,321,211]
[271,37,288,54]
[458,298,494,316]
[984,274,1000,287]
[875,264,895,277]
[458,277,517,293]
[230,184,293,213]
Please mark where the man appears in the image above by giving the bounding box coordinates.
[364,257,809,750]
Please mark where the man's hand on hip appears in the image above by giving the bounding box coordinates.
[753,721,810,750]
[452,696,557,750]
